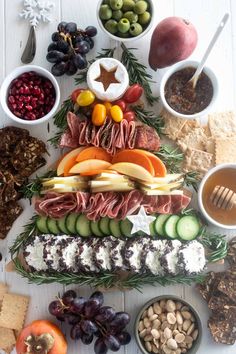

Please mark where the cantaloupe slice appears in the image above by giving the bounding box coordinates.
[111,149,155,176]
[76,147,112,163]
[57,147,85,176]
[109,162,153,182]
[133,149,167,177]
[69,160,111,174]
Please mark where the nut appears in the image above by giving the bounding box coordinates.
[153,338,160,348]
[176,311,183,325]
[144,334,153,342]
[181,311,191,320]
[152,344,159,353]
[139,329,147,338]
[160,331,166,343]
[153,319,161,329]
[182,319,191,332]
[160,299,166,309]
[142,310,147,319]
[166,300,176,312]
[160,313,167,322]
[173,330,179,336]
[185,335,193,344]
[176,349,181,354]
[176,302,183,310]
[182,349,187,353]
[151,329,160,339]
[175,333,185,343]
[181,306,189,311]
[164,327,172,339]
[145,341,152,352]
[167,338,178,350]
[187,342,193,349]
[148,305,154,317]
[187,323,195,335]
[149,314,158,321]
[162,345,172,354]
[153,302,162,314]
[192,329,199,340]
[167,313,177,325]
[144,318,151,328]
[138,320,144,332]
[173,323,178,331]
[161,320,170,330]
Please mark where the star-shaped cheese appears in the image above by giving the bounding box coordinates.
[127,206,156,236]
[95,64,120,91]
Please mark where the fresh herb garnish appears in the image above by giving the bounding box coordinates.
[10,215,38,256]
[155,145,184,173]
[120,43,158,106]
[200,231,228,263]
[20,170,56,200]
[183,171,201,192]
[132,105,164,134]
[53,97,74,130]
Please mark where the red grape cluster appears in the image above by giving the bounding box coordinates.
[46,22,97,76]
[49,290,131,354]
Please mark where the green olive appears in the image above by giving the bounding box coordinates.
[102,0,110,4]
[109,0,123,10]
[112,9,123,21]
[123,11,138,23]
[99,4,113,20]
[117,31,130,38]
[138,11,151,25]
[118,18,130,33]
[129,22,143,36]
[105,19,118,34]
[122,0,135,12]
[134,0,148,15]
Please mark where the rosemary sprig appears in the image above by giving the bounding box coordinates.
[183,171,201,192]
[75,47,116,85]
[120,43,158,106]
[132,106,164,134]
[53,98,74,130]
[155,145,184,173]
[10,216,38,256]
[20,170,57,200]
[48,130,65,148]
[200,231,228,263]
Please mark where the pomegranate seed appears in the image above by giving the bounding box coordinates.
[33,86,41,95]
[15,80,22,88]
[8,95,15,104]
[24,96,31,103]
[19,87,25,94]
[18,102,24,109]
[19,96,24,102]
[23,87,30,94]
[14,111,22,117]
[25,105,33,111]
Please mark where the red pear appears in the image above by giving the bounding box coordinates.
[148,17,198,70]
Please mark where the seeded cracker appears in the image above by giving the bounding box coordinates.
[0,293,29,331]
[183,148,214,175]
[208,111,236,138]
[0,327,16,353]
[161,109,187,140]
[215,138,236,164]
[177,127,208,152]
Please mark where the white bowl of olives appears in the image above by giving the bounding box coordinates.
[97,0,155,41]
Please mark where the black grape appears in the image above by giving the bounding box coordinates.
[116,331,131,345]
[86,37,94,49]
[90,291,104,306]
[84,298,102,319]
[94,337,108,354]
[95,306,116,323]
[57,40,70,53]
[51,31,61,41]
[66,313,81,325]
[62,290,77,305]
[48,42,58,52]
[70,296,86,314]
[70,323,82,340]
[104,334,121,352]
[110,312,131,328]
[65,22,77,34]
[58,21,67,32]
[85,26,97,37]
[66,60,78,76]
[48,300,63,316]
[81,333,94,345]
[51,62,67,76]
[76,40,90,54]
[73,54,87,70]
[46,50,64,63]
[80,319,98,335]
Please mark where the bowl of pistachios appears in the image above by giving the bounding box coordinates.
[135,296,202,354]
[97,0,155,41]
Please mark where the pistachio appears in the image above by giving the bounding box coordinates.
[192,329,199,340]
[151,328,160,339]
[139,328,147,338]
[167,338,178,350]
[181,311,192,320]
[153,302,162,315]
[175,333,185,343]
[145,341,152,352]
[187,323,195,335]
[144,334,153,342]
[167,313,177,325]
[164,327,172,339]
[166,299,176,312]
[148,305,154,317]
[182,319,191,332]
[185,335,193,344]
[176,311,183,325]
[144,318,151,328]
[153,319,161,329]
[149,314,158,321]
[138,320,144,332]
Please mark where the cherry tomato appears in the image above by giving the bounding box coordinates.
[122,84,144,103]
[71,88,85,103]
[113,99,127,112]
[110,105,123,123]
[123,110,136,122]
[104,101,112,114]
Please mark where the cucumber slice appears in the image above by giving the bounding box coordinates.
[164,215,180,239]
[57,215,69,234]
[90,220,104,237]
[109,219,122,238]
[76,214,91,237]
[36,216,49,234]
[120,219,133,238]
[47,218,60,235]
[176,215,201,241]
[154,214,170,236]
[66,213,78,234]
[149,220,156,237]
[99,217,111,236]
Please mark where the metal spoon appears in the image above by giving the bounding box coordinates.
[187,13,230,91]
[21,26,36,64]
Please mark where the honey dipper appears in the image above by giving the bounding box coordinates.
[210,185,236,210]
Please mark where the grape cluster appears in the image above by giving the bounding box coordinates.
[49,290,131,354]
[46,22,97,76]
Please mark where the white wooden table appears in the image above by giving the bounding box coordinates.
[0,0,236,353]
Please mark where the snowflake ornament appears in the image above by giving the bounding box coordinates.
[19,0,55,27]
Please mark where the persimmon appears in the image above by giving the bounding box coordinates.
[75,146,112,163]
[133,149,167,177]
[16,320,67,354]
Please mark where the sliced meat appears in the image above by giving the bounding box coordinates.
[134,125,160,151]
[35,192,77,218]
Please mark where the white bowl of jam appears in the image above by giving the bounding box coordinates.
[198,163,236,229]
[160,60,219,119]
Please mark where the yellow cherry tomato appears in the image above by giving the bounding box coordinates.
[92,103,107,126]
[76,90,95,106]
[104,101,112,114]
[110,105,123,123]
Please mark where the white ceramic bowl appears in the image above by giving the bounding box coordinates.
[198,163,236,229]
[96,0,155,42]
[0,65,60,125]
[160,60,219,119]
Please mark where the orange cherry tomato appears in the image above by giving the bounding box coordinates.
[123,110,136,122]
[113,99,127,112]
[110,105,123,123]
[122,84,144,103]
[71,88,85,103]
[92,103,107,126]
[104,101,112,114]
[16,320,67,354]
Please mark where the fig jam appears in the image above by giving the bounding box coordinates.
[164,67,213,115]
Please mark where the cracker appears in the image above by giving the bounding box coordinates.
[204,138,215,155]
[208,111,236,138]
[0,293,29,331]
[161,109,187,140]
[0,327,16,353]
[0,283,8,304]
[183,148,214,175]
[177,127,207,152]
[215,138,236,164]
[178,119,200,139]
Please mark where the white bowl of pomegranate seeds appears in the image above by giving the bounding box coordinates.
[0,65,60,125]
